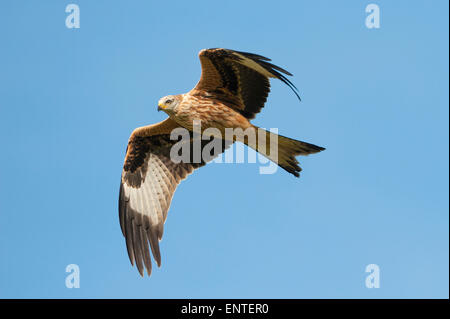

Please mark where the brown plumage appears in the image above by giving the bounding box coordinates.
[119,48,324,276]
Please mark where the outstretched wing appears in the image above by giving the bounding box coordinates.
[190,48,300,119]
[119,118,230,276]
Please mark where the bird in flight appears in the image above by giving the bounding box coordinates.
[119,48,325,276]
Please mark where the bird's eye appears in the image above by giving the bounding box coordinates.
[166,99,173,104]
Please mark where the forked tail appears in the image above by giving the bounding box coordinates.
[241,125,325,177]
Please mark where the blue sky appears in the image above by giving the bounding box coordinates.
[0,0,448,298]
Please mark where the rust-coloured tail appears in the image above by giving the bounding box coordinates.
[244,126,325,177]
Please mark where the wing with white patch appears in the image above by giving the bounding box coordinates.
[119,126,230,276]
[191,48,300,119]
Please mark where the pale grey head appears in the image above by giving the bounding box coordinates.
[157,95,180,114]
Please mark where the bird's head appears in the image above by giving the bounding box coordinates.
[157,95,180,114]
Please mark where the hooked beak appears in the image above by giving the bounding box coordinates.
[157,103,164,112]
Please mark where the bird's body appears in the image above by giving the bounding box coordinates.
[163,93,252,135]
[119,48,325,276]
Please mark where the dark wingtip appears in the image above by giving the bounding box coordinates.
[231,49,272,61]
[243,53,302,102]
[220,48,303,102]
[269,68,302,102]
